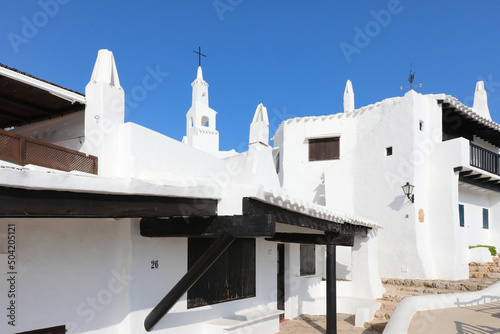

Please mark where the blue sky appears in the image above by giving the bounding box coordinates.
[2,1,500,151]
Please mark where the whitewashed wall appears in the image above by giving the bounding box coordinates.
[0,218,281,334]
[274,90,500,280]
[0,218,132,334]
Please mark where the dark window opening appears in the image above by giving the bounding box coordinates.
[386,147,393,156]
[459,204,465,227]
[300,244,316,276]
[16,325,66,334]
[309,137,340,161]
[483,208,489,229]
[275,152,280,174]
[188,238,256,308]
[419,120,424,131]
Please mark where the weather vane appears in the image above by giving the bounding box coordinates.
[400,63,422,91]
[193,47,206,67]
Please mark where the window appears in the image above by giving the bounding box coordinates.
[459,204,465,227]
[419,120,424,131]
[275,152,280,174]
[201,116,209,127]
[16,326,66,334]
[187,238,256,308]
[300,244,316,276]
[308,137,340,161]
[386,147,393,156]
[483,208,489,229]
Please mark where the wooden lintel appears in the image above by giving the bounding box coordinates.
[140,214,276,238]
[266,232,354,246]
[0,186,217,218]
[242,198,368,236]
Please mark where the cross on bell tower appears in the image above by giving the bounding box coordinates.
[193,47,206,67]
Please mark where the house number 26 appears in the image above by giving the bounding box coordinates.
[151,260,159,269]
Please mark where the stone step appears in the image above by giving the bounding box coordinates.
[382,278,496,291]
[378,300,398,310]
[374,308,392,320]
[390,284,485,294]
[470,272,500,279]
[364,318,387,333]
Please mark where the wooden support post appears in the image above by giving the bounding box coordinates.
[144,233,235,332]
[326,243,337,334]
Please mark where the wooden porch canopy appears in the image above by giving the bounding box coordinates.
[141,197,371,334]
[0,63,85,129]
[0,184,370,334]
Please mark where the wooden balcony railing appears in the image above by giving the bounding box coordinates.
[470,143,500,175]
[0,128,97,174]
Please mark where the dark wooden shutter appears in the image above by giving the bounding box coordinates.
[188,238,256,308]
[300,244,316,276]
[309,137,340,161]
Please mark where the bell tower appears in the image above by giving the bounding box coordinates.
[184,66,219,154]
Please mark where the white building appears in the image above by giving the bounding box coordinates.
[273,80,500,281]
[0,50,383,334]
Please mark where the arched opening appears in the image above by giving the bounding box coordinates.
[189,117,194,128]
[201,116,209,127]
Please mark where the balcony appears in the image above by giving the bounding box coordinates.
[470,143,500,176]
[0,128,97,174]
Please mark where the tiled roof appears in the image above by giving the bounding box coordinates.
[441,95,500,131]
[0,62,84,96]
[272,97,402,140]
[252,189,382,229]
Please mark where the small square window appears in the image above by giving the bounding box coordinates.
[386,147,393,156]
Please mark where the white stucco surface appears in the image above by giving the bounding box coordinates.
[274,86,500,281]
[384,281,500,334]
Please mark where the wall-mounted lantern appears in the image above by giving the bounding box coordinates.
[401,182,415,203]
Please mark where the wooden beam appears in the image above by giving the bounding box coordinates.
[0,186,217,218]
[243,197,368,236]
[459,175,500,193]
[458,170,473,176]
[266,232,354,246]
[463,173,482,180]
[0,93,55,116]
[141,215,276,238]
